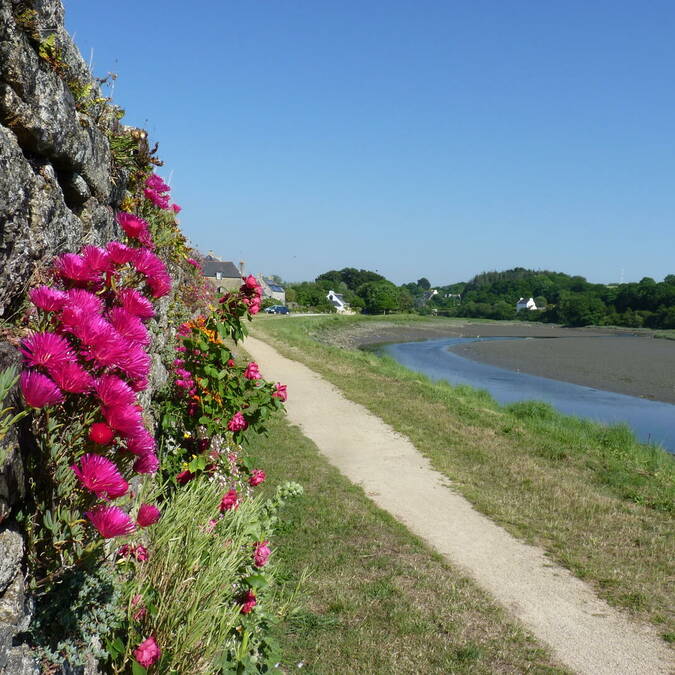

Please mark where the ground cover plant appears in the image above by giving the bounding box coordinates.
[252,314,675,642]
[245,414,568,674]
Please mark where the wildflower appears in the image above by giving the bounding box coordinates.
[20,371,64,408]
[132,248,166,278]
[147,272,172,299]
[219,489,239,512]
[145,174,170,193]
[85,505,135,538]
[177,322,191,337]
[272,383,288,402]
[54,253,99,284]
[117,288,155,319]
[240,590,256,614]
[253,541,271,567]
[106,241,136,265]
[134,451,159,474]
[176,469,195,485]
[81,245,113,274]
[132,594,143,606]
[48,360,94,394]
[29,285,67,312]
[116,212,149,241]
[172,203,182,214]
[118,344,152,382]
[60,310,106,345]
[20,332,73,370]
[206,518,218,533]
[101,403,144,436]
[133,606,148,622]
[108,307,150,346]
[134,636,161,668]
[227,412,248,432]
[71,454,128,499]
[64,288,105,315]
[249,469,266,487]
[134,545,149,562]
[95,374,137,407]
[83,325,129,369]
[243,275,259,290]
[186,257,201,270]
[117,544,135,558]
[89,422,114,445]
[137,503,161,527]
[125,429,156,456]
[226,359,235,367]
[243,362,261,380]
[144,188,170,209]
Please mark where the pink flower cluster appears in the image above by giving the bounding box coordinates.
[243,362,261,380]
[144,173,180,213]
[134,636,161,668]
[240,275,263,315]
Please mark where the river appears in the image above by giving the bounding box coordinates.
[375,337,675,453]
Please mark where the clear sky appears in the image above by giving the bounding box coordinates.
[65,1,675,286]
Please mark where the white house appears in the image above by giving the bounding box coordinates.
[516,297,538,312]
[327,290,349,313]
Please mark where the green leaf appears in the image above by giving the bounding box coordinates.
[132,662,148,675]
[243,574,269,590]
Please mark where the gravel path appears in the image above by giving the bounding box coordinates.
[245,335,674,675]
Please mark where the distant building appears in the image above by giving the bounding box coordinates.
[414,289,438,308]
[202,255,243,293]
[516,297,538,312]
[259,277,286,304]
[327,290,349,313]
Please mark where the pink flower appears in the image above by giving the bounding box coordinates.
[106,241,136,265]
[95,375,137,407]
[176,469,195,485]
[107,308,150,346]
[177,322,191,337]
[20,332,73,370]
[134,636,161,668]
[81,245,113,274]
[147,272,172,298]
[226,359,235,367]
[48,360,94,394]
[61,311,107,345]
[205,518,218,533]
[172,203,182,214]
[132,248,167,278]
[137,503,161,527]
[243,362,261,380]
[85,505,135,538]
[243,275,259,290]
[227,412,248,432]
[125,429,156,456]
[132,594,143,606]
[272,383,288,402]
[55,253,99,284]
[64,288,105,315]
[219,489,239,512]
[72,453,128,499]
[117,544,135,558]
[89,422,114,445]
[186,259,202,270]
[117,344,152,382]
[83,325,129,369]
[240,590,256,614]
[134,545,149,562]
[134,451,159,474]
[249,469,266,487]
[144,188,170,209]
[20,371,64,408]
[101,403,144,436]
[29,286,67,312]
[253,541,271,567]
[146,174,170,193]
[133,607,148,622]
[116,212,149,241]
[117,288,155,319]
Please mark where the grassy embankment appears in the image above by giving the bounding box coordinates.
[251,314,675,642]
[248,415,567,673]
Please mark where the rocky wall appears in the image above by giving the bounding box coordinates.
[0,2,168,671]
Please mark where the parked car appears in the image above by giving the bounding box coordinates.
[264,305,290,315]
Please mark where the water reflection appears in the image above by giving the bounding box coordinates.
[376,337,675,453]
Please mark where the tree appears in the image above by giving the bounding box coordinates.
[417,277,431,290]
[358,281,400,313]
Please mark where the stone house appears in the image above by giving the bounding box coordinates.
[202,256,243,293]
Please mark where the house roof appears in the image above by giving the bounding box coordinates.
[263,278,285,292]
[202,261,241,278]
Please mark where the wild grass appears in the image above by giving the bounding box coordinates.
[251,315,675,641]
[248,416,569,673]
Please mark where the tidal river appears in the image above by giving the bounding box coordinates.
[375,337,675,454]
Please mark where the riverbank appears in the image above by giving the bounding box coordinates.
[309,316,675,405]
[251,315,675,641]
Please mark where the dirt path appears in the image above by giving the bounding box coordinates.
[245,336,673,675]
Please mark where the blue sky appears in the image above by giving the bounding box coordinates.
[65,1,675,286]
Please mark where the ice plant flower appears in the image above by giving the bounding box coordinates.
[144,188,170,209]
[146,173,170,192]
[134,451,159,474]
[55,253,99,284]
[81,245,113,274]
[64,288,105,315]
[134,545,149,562]
[101,404,144,437]
[227,412,248,432]
[117,288,155,319]
[116,212,149,241]
[240,590,256,614]
[243,362,261,380]
[272,383,288,402]
[20,371,64,408]
[29,285,67,312]
[249,469,266,487]
[20,332,72,370]
[106,241,136,265]
[219,489,239,512]
[108,308,150,346]
[89,422,114,445]
[171,203,182,214]
[95,374,137,407]
[133,636,161,668]
[85,505,135,538]
[71,454,128,499]
[176,469,195,485]
[125,429,156,456]
[48,360,94,394]
[253,541,271,567]
[137,503,161,527]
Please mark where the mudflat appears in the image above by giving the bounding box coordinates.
[322,319,675,405]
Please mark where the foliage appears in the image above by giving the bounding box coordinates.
[316,267,385,291]
[0,367,29,447]
[357,280,401,314]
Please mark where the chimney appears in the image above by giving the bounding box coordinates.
[239,260,245,277]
